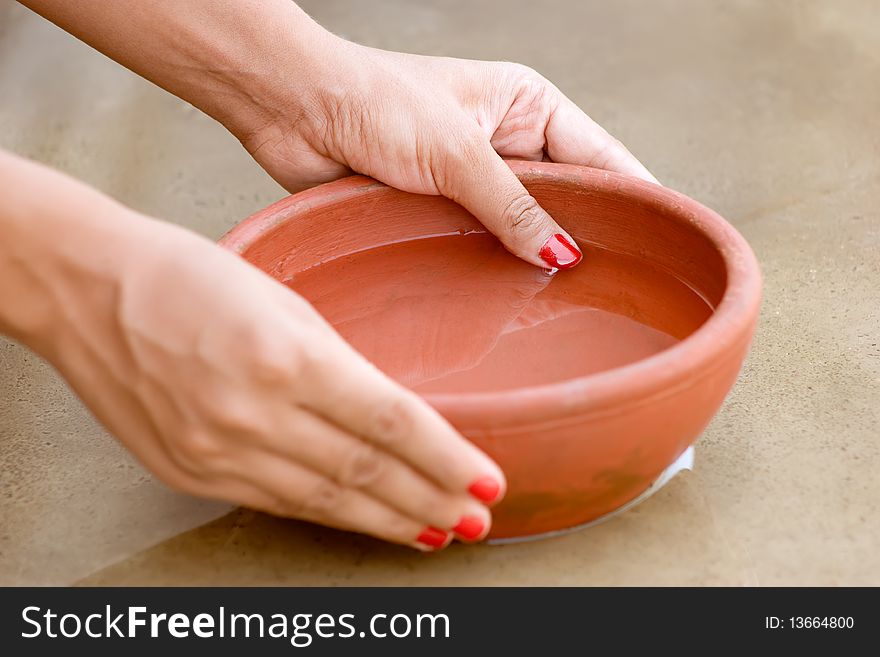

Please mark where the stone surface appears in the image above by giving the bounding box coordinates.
[1,0,877,585]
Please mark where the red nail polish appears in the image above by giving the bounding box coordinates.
[468,476,501,504]
[539,234,582,269]
[452,515,485,541]
[416,527,448,549]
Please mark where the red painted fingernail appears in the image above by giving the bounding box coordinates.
[539,233,582,269]
[468,476,502,504]
[452,515,485,541]
[416,527,448,549]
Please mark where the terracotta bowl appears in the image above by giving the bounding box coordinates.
[220,161,761,541]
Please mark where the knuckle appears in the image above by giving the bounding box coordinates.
[298,479,346,517]
[338,444,386,488]
[252,352,295,386]
[288,323,339,378]
[502,63,556,107]
[508,62,539,79]
[251,343,303,386]
[502,62,549,91]
[245,323,306,385]
[502,194,544,234]
[170,427,222,475]
[210,397,259,435]
[369,395,416,447]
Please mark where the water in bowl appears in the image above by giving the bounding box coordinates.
[287,231,712,393]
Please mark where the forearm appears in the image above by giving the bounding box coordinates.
[0,150,148,355]
[16,0,343,139]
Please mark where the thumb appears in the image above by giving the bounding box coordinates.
[437,140,582,270]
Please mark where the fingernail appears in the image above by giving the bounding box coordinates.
[452,515,485,541]
[416,527,448,549]
[468,476,502,504]
[539,234,582,269]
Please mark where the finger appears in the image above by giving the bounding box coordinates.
[437,134,583,270]
[257,406,491,541]
[545,99,659,184]
[297,334,506,506]
[236,450,454,551]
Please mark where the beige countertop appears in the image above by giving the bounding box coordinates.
[1,0,877,586]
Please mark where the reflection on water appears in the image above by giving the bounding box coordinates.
[288,232,712,393]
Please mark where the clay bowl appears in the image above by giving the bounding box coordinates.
[220,161,761,541]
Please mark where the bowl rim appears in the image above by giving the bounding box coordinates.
[220,161,762,430]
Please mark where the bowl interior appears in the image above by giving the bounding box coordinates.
[230,169,729,397]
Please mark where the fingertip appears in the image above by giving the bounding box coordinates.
[468,474,505,505]
[538,232,583,270]
[414,526,452,551]
[465,450,507,506]
[452,513,491,542]
[441,144,572,270]
[499,201,581,272]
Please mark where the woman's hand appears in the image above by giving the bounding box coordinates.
[241,46,658,269]
[0,152,504,549]
[20,0,656,269]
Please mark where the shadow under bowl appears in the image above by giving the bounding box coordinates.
[220,161,761,541]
